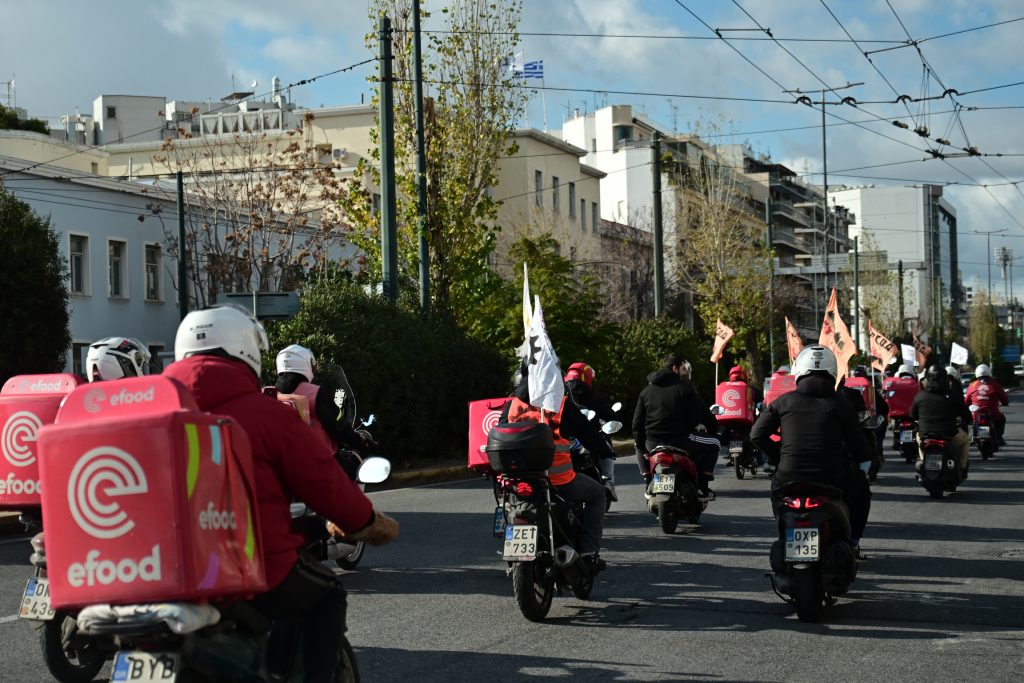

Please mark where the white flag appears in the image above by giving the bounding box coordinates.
[950,342,969,366]
[901,343,916,365]
[526,295,564,413]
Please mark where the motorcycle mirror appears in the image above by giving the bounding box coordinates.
[363,414,377,427]
[585,409,597,421]
[611,401,622,413]
[357,456,391,484]
[602,420,623,435]
[710,404,725,415]
[968,404,979,413]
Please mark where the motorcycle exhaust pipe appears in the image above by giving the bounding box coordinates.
[553,545,578,568]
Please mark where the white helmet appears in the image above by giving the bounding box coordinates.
[776,365,791,375]
[975,364,992,378]
[945,365,958,379]
[897,363,916,378]
[174,304,268,377]
[86,337,150,382]
[277,344,316,382]
[793,345,838,381]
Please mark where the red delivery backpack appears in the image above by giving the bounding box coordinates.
[844,376,877,415]
[0,374,83,510]
[764,374,797,407]
[468,397,512,472]
[37,376,266,609]
[883,376,919,418]
[715,381,756,425]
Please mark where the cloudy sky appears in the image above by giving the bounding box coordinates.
[4,0,1024,298]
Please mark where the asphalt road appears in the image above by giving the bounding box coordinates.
[1,397,1022,682]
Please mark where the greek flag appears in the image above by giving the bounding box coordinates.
[518,60,544,79]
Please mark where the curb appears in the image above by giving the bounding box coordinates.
[0,512,25,538]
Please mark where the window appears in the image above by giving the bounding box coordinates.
[69,234,88,294]
[592,202,599,232]
[568,183,576,218]
[145,244,161,301]
[552,176,560,213]
[591,138,597,152]
[148,345,165,373]
[71,342,89,377]
[108,240,126,298]
[534,170,543,207]
[106,106,117,119]
[581,199,586,230]
[90,162,98,175]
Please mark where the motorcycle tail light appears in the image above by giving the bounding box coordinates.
[781,496,802,509]
[654,453,676,467]
[516,482,534,497]
[513,516,530,525]
[804,496,828,509]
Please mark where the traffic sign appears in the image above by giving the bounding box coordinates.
[999,345,1020,362]
[216,291,300,320]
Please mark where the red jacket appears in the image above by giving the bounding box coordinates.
[966,377,1009,416]
[165,356,374,589]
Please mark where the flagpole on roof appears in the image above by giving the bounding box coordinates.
[541,76,547,132]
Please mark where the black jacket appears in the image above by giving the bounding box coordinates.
[566,379,618,422]
[750,374,869,485]
[632,369,717,451]
[507,377,615,459]
[910,385,971,438]
[276,372,370,452]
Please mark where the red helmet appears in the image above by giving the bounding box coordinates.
[728,365,748,382]
[564,362,595,387]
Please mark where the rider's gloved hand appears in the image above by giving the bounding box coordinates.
[343,509,400,546]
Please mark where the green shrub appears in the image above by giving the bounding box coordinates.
[264,275,508,467]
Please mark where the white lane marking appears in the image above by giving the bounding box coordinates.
[0,615,19,625]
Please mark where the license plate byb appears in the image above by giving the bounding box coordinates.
[785,528,820,560]
[112,652,180,682]
[19,577,55,621]
[502,524,538,561]
[924,452,943,471]
[900,430,914,444]
[651,473,676,494]
[977,425,991,438]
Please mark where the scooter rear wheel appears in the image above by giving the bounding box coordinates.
[512,561,554,621]
[734,457,745,480]
[39,612,105,683]
[657,502,678,534]
[793,568,823,623]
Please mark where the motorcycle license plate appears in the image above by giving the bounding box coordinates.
[900,430,914,444]
[729,440,743,453]
[924,452,943,471]
[651,473,676,494]
[785,528,819,560]
[502,525,538,561]
[492,506,506,536]
[977,426,991,438]
[19,577,55,621]
[112,652,180,682]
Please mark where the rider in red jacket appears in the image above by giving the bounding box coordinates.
[965,364,1009,445]
[166,304,398,682]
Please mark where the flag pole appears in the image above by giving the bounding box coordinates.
[541,76,548,132]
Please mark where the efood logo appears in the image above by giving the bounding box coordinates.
[720,389,741,409]
[83,386,156,414]
[83,388,106,414]
[68,447,149,539]
[481,410,502,434]
[2,411,43,467]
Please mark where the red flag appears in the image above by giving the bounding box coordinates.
[710,319,735,363]
[818,289,858,383]
[867,321,898,372]
[785,316,804,363]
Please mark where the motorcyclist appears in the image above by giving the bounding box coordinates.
[85,337,150,381]
[910,364,971,476]
[750,345,872,559]
[851,365,889,453]
[275,344,380,456]
[633,354,720,498]
[883,356,901,378]
[165,305,399,682]
[897,362,919,383]
[946,365,965,398]
[564,361,619,501]
[723,365,765,468]
[507,360,610,571]
[966,364,1009,446]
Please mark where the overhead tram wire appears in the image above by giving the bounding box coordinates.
[405,28,907,44]
[0,57,379,179]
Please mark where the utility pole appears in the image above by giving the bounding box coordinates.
[379,16,399,302]
[176,170,188,320]
[412,0,430,315]
[897,259,904,334]
[652,132,664,317]
[766,195,775,369]
[853,235,860,347]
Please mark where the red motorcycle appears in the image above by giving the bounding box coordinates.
[969,405,997,460]
[644,445,709,534]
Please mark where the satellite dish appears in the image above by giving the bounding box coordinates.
[250,80,258,90]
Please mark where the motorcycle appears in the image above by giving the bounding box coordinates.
[63,456,391,683]
[714,410,760,480]
[487,422,600,622]
[969,405,997,460]
[891,415,918,463]
[861,413,886,482]
[644,444,710,534]
[767,482,857,623]
[917,436,965,499]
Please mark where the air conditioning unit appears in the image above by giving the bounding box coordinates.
[332,147,347,160]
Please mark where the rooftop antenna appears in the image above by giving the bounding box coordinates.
[666,99,679,134]
[0,74,14,109]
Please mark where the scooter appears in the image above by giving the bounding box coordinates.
[917,436,965,499]
[645,445,710,534]
[891,415,918,463]
[969,405,997,460]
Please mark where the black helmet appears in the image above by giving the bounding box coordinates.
[923,364,947,392]
[852,365,869,378]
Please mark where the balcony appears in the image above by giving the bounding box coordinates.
[772,225,815,255]
[773,200,813,228]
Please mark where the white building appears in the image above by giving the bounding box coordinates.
[0,155,181,375]
[829,184,960,334]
